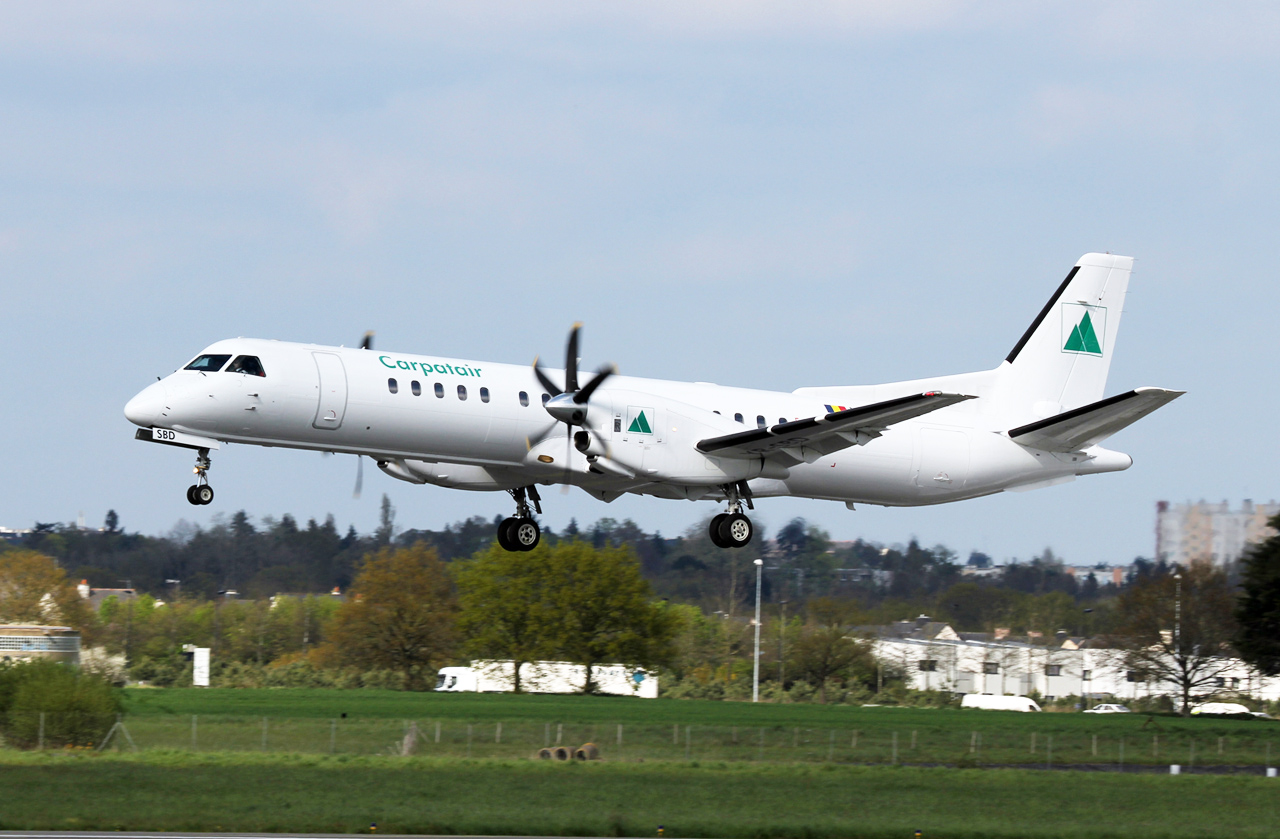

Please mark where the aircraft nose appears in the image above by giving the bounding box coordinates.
[124,382,167,427]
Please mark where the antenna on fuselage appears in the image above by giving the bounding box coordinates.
[360,331,375,350]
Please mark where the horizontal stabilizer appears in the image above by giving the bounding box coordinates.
[698,391,975,466]
[1008,387,1184,452]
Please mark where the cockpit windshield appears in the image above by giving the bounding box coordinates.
[184,354,232,373]
[225,355,266,377]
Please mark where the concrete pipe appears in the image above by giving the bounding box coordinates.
[575,743,600,761]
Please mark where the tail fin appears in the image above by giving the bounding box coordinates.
[996,253,1133,423]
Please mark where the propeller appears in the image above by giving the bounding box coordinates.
[528,323,616,490]
[353,455,364,499]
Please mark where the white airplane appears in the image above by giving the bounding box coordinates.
[125,253,1181,552]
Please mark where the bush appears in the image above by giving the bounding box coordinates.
[0,660,122,748]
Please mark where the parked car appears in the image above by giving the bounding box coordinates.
[1083,703,1131,714]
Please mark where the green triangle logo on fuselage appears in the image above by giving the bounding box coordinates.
[1061,304,1105,355]
[627,410,653,434]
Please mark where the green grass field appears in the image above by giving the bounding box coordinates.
[3,750,1278,839]
[117,688,1280,768]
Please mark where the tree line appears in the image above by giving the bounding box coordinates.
[5,505,1280,711]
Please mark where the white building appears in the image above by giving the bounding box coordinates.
[1156,499,1279,567]
[866,618,1280,704]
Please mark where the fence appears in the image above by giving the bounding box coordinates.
[4,713,1278,771]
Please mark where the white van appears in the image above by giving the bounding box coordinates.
[961,694,1042,712]
[1190,702,1251,716]
[435,660,658,698]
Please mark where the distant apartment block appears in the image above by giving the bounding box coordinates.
[1156,499,1279,567]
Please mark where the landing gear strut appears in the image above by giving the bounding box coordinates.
[186,448,214,506]
[709,481,754,549]
[497,485,542,552]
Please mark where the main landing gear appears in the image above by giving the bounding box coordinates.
[497,485,542,552]
[186,448,215,506]
[709,481,755,549]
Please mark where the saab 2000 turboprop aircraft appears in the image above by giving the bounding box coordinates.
[125,253,1181,552]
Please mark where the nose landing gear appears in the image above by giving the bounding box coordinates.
[497,485,542,552]
[709,481,754,549]
[186,448,215,506]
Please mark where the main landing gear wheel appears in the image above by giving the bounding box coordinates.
[511,517,541,551]
[497,486,543,552]
[710,481,755,549]
[708,513,731,548]
[718,512,753,548]
[497,516,540,552]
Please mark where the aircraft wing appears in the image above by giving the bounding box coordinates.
[1008,387,1184,453]
[696,391,976,466]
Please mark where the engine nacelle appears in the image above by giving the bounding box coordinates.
[378,458,522,491]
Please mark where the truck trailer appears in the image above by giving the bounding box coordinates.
[435,660,658,698]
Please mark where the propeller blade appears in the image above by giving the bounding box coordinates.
[565,323,582,393]
[573,363,616,404]
[562,426,573,494]
[360,331,375,350]
[532,356,563,397]
[525,419,560,450]
[587,426,612,458]
[353,455,364,499]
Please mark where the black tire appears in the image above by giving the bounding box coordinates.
[512,517,541,551]
[186,485,201,506]
[708,513,730,548]
[718,513,753,548]
[195,485,215,505]
[496,517,519,551]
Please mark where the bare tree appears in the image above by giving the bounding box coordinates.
[1110,564,1238,715]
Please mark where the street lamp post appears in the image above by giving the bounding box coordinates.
[1081,608,1094,710]
[1174,572,1182,652]
[752,559,763,703]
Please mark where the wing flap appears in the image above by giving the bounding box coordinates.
[697,391,976,463]
[1008,387,1184,452]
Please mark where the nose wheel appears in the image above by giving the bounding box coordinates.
[497,486,542,552]
[186,448,215,506]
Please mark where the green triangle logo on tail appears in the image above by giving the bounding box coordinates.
[627,409,653,434]
[1062,305,1104,355]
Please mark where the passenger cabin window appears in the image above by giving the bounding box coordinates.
[387,378,398,394]
[434,383,444,398]
[457,385,468,401]
[778,417,787,425]
[480,387,490,403]
[411,381,421,396]
[519,391,529,407]
[542,393,550,405]
[226,355,266,377]
[734,413,744,424]
[185,354,231,373]
[756,415,766,428]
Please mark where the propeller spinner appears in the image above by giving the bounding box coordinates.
[528,324,617,484]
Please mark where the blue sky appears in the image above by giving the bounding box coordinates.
[2,3,1276,565]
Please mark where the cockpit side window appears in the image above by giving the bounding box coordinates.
[225,355,266,377]
[184,354,232,373]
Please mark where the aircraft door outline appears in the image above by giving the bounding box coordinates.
[312,352,348,430]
